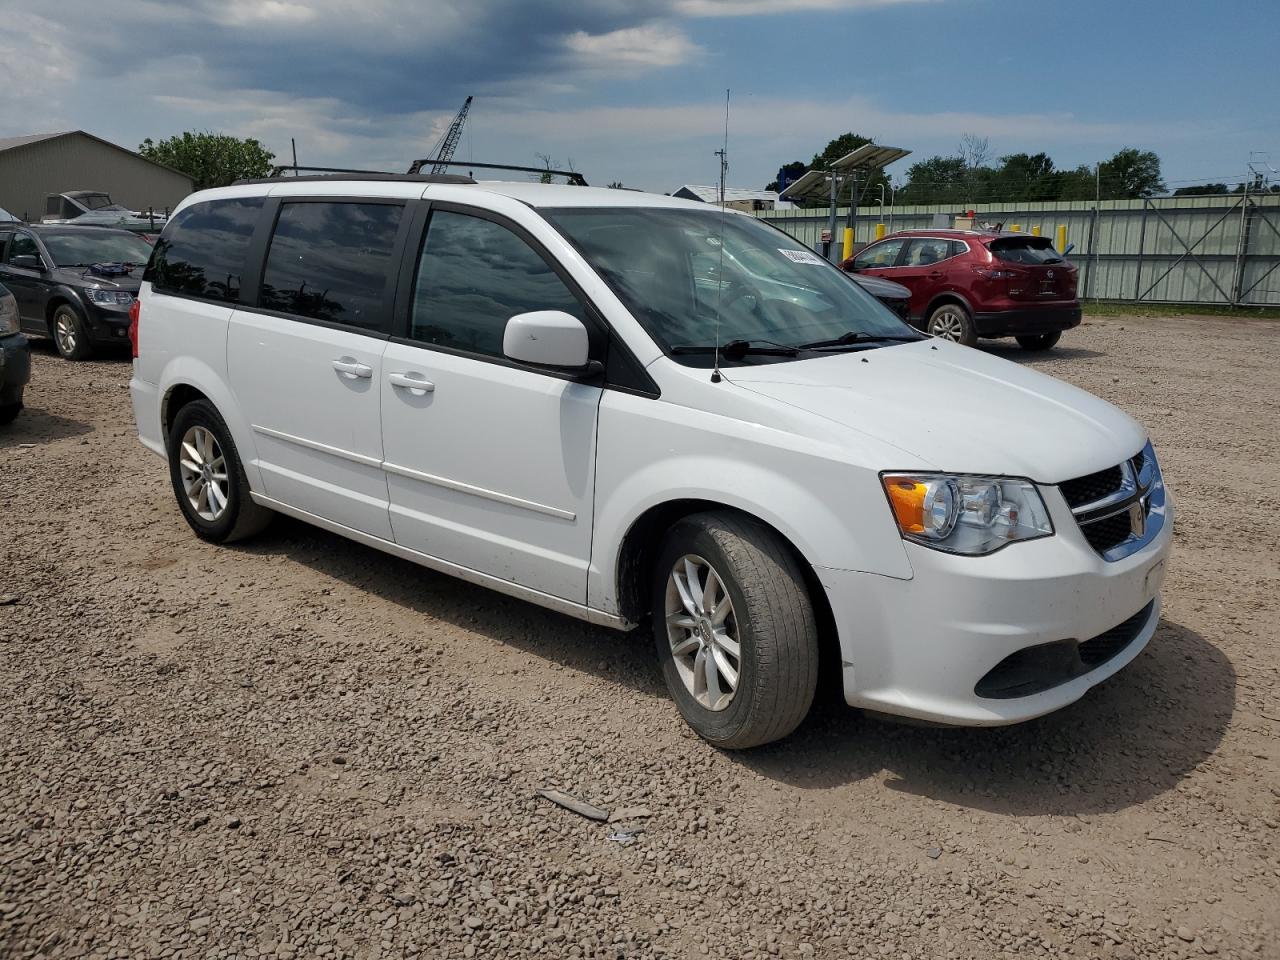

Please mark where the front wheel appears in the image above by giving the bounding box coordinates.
[51,304,95,361]
[1016,332,1061,351]
[652,512,818,749]
[926,303,977,346]
[167,399,272,543]
[0,402,20,425]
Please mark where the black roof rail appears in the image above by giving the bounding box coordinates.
[236,165,475,185]
[406,158,588,186]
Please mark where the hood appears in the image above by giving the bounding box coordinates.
[723,339,1145,483]
[54,265,143,292]
[851,273,910,300]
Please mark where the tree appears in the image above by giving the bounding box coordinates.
[957,134,990,170]
[898,155,968,205]
[138,132,274,191]
[993,152,1059,202]
[1098,148,1165,199]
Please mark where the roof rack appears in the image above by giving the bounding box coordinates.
[405,158,588,186]
[240,165,476,185]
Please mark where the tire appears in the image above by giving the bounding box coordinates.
[167,399,272,543]
[0,402,20,425]
[926,303,977,347]
[50,303,95,361]
[1016,332,1061,351]
[651,511,819,749]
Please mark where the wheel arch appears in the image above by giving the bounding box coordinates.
[925,291,973,319]
[613,498,840,695]
[154,357,263,491]
[44,289,87,334]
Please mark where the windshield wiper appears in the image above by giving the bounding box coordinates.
[796,331,922,350]
[671,338,800,358]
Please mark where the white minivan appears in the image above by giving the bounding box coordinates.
[129,173,1172,748]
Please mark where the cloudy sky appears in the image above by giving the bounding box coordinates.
[2,0,1276,194]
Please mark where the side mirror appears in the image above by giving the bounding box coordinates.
[10,254,43,271]
[503,310,595,373]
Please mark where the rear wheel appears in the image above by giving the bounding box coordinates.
[1016,332,1061,351]
[652,511,818,749]
[926,303,976,346]
[51,303,95,361]
[167,399,272,543]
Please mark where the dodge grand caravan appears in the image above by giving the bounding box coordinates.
[129,174,1172,748]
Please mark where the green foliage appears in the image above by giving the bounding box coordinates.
[1097,148,1165,199]
[1172,183,1230,196]
[138,131,275,191]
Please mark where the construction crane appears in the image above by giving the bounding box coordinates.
[430,96,472,175]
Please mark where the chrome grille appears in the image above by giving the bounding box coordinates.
[1061,442,1165,562]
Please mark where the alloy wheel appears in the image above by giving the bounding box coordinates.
[178,425,230,521]
[928,309,966,341]
[54,312,78,356]
[665,554,741,712]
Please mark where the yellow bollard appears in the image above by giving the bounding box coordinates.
[1010,224,1021,232]
[843,227,854,262]
[1031,225,1041,236]
[875,223,886,240]
[1057,225,1067,251]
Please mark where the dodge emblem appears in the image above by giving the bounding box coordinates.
[1129,501,1146,538]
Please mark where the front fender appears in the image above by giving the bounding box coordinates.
[587,390,915,616]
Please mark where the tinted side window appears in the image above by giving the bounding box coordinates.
[7,234,38,263]
[259,202,402,331]
[409,210,583,358]
[145,197,264,303]
[853,238,905,270]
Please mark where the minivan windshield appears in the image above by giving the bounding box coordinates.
[546,207,917,363]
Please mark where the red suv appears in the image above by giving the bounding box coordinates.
[842,229,1081,350]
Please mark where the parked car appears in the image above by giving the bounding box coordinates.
[842,229,1081,349]
[0,282,30,424]
[850,272,911,322]
[131,178,1171,748]
[0,224,154,359]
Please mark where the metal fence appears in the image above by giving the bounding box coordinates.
[756,193,1280,306]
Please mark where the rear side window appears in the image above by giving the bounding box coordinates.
[408,210,584,358]
[259,201,403,331]
[989,237,1065,265]
[903,238,952,266]
[145,197,264,303]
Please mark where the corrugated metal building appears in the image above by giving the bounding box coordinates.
[0,131,193,222]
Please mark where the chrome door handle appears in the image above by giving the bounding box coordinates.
[332,357,373,379]
[388,372,435,393]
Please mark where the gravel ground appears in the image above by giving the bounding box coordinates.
[1,314,1278,960]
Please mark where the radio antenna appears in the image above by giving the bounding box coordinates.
[711,88,730,384]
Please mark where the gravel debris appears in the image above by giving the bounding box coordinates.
[1,316,1278,959]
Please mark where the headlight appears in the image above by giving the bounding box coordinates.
[88,289,134,305]
[0,290,17,335]
[881,473,1053,555]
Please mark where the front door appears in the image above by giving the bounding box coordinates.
[381,207,603,603]
[0,231,49,332]
[227,198,409,540]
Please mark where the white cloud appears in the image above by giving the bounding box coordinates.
[564,23,702,68]
[0,11,76,124]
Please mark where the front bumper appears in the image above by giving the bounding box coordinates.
[83,302,134,344]
[818,480,1173,725]
[1,332,31,405]
[974,304,1082,337]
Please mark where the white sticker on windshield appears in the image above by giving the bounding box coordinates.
[778,248,825,265]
